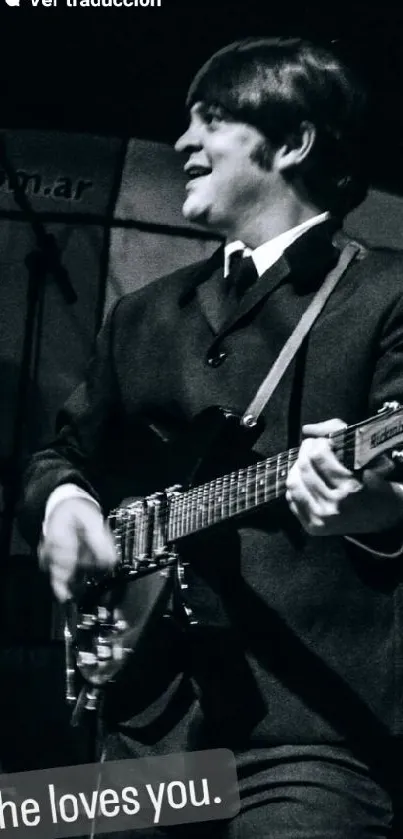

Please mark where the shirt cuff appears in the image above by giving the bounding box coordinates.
[43,484,101,537]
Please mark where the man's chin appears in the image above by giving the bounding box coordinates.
[182,199,211,228]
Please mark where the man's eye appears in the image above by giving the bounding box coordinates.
[202,106,225,126]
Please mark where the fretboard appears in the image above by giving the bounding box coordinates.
[113,404,403,561]
[167,447,301,541]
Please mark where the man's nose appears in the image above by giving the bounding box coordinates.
[174,123,202,153]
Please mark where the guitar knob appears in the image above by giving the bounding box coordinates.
[392,449,403,464]
[96,642,113,661]
[80,613,96,628]
[183,605,198,626]
[177,562,189,589]
[114,619,129,633]
[84,688,101,711]
[77,651,97,667]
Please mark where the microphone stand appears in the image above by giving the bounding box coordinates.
[0,133,77,569]
[0,134,106,768]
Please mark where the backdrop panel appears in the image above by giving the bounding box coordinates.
[0,130,121,216]
[106,226,218,313]
[115,138,201,228]
[346,188,403,250]
[107,137,220,307]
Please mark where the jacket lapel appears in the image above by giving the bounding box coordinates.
[219,254,291,334]
[188,219,342,337]
[194,247,292,336]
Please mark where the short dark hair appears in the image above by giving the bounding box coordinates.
[187,37,370,217]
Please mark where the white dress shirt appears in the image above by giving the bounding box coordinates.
[224,212,330,278]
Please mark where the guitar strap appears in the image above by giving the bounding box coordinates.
[241,239,364,428]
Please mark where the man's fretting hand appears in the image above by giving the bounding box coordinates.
[286,419,403,537]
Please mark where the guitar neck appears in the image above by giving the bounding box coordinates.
[112,404,403,559]
[167,432,349,541]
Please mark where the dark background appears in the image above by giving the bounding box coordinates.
[1,0,403,195]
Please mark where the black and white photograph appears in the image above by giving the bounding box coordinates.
[0,2,403,836]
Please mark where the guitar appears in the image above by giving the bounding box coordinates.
[64,401,403,720]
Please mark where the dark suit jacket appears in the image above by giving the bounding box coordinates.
[19,222,403,757]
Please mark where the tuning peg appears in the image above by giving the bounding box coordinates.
[392,450,403,464]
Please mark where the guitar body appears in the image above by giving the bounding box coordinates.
[66,407,260,718]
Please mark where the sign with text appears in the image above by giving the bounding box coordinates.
[0,749,240,836]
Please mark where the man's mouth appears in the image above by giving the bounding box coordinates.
[184,165,212,184]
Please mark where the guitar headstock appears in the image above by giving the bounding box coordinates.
[351,402,403,470]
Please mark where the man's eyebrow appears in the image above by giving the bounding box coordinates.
[197,101,235,120]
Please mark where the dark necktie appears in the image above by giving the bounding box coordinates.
[227,250,259,300]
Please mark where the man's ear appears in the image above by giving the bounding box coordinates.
[274,122,316,172]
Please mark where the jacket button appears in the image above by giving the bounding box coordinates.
[207,351,227,367]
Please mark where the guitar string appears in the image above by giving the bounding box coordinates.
[115,453,342,548]
[115,430,357,525]
[114,448,376,547]
[113,422,396,553]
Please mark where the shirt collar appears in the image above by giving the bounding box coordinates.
[224,211,330,278]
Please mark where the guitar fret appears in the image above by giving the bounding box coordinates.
[182,492,188,538]
[170,496,178,541]
[186,492,192,537]
[263,460,270,503]
[137,503,144,558]
[204,484,210,528]
[181,494,186,537]
[210,480,215,525]
[126,507,134,563]
[237,470,243,512]
[131,506,138,559]
[209,477,215,527]
[190,490,196,534]
[200,484,207,531]
[176,494,183,539]
[255,461,264,506]
[245,464,254,510]
[214,477,223,525]
[171,495,178,540]
[236,468,245,513]
[177,495,183,540]
[277,452,288,497]
[168,496,178,541]
[191,486,197,530]
[194,484,201,532]
[119,508,127,563]
[222,473,230,520]
[191,487,198,532]
[185,491,190,534]
[229,471,237,517]
[126,508,133,562]
[199,487,205,527]
[215,477,222,523]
